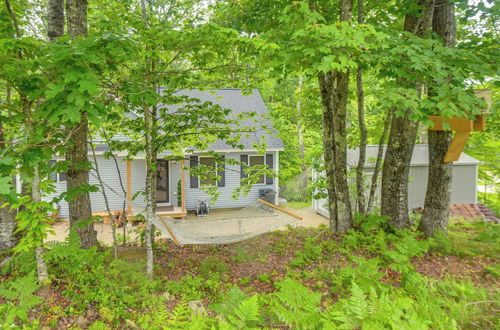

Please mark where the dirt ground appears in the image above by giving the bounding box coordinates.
[46,206,328,245]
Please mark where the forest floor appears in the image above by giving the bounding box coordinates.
[2,215,499,329]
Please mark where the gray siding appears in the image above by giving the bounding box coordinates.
[182,151,279,210]
[313,164,478,216]
[44,152,279,218]
[44,156,129,218]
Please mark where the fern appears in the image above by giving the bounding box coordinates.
[270,278,323,329]
[226,294,260,328]
[0,272,42,326]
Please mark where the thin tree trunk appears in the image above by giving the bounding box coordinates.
[144,105,155,280]
[0,87,17,251]
[140,0,155,281]
[101,128,128,245]
[367,111,391,214]
[317,0,354,233]
[355,0,367,215]
[32,167,49,283]
[90,139,117,257]
[381,0,435,229]
[296,75,308,195]
[419,0,456,236]
[64,0,98,248]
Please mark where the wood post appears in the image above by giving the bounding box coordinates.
[180,159,186,213]
[427,114,486,163]
[257,199,303,220]
[126,160,132,216]
[444,131,470,163]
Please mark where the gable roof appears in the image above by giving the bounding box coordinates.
[165,88,284,151]
[347,144,481,168]
[94,88,284,153]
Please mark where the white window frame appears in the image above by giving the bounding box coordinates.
[249,155,266,185]
[198,156,218,187]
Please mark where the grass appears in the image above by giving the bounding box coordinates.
[283,201,311,209]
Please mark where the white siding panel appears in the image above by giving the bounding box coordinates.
[450,165,478,204]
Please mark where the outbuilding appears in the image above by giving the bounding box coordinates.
[312,144,481,217]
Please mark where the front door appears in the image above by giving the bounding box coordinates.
[156,160,169,203]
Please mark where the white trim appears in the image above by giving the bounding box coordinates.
[474,164,478,203]
[156,159,170,204]
[198,156,218,187]
[275,151,279,205]
[249,155,266,185]
[87,148,285,158]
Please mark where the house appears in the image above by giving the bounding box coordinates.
[312,144,481,217]
[44,89,284,220]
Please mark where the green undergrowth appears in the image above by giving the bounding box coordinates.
[1,217,498,329]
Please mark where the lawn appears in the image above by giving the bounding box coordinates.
[1,217,499,329]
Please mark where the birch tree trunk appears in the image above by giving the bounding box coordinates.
[355,0,367,215]
[381,0,435,229]
[0,87,17,251]
[318,0,353,233]
[64,0,98,248]
[139,0,156,280]
[32,167,49,283]
[144,104,156,280]
[419,0,456,236]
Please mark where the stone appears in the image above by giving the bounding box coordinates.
[74,316,88,328]
[126,319,140,329]
[86,309,96,318]
[162,291,172,301]
[188,300,206,316]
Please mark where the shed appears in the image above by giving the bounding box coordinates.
[312,144,481,217]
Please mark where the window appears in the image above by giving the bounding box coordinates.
[249,155,265,184]
[199,157,217,186]
[49,160,67,183]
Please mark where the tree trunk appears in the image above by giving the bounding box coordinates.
[64,0,97,249]
[47,0,64,41]
[144,105,156,280]
[419,0,456,236]
[381,0,435,229]
[66,0,87,37]
[366,111,391,214]
[0,88,17,252]
[317,0,354,233]
[296,75,308,194]
[101,129,128,245]
[32,167,49,283]
[318,72,338,231]
[355,0,367,215]
[90,140,117,257]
